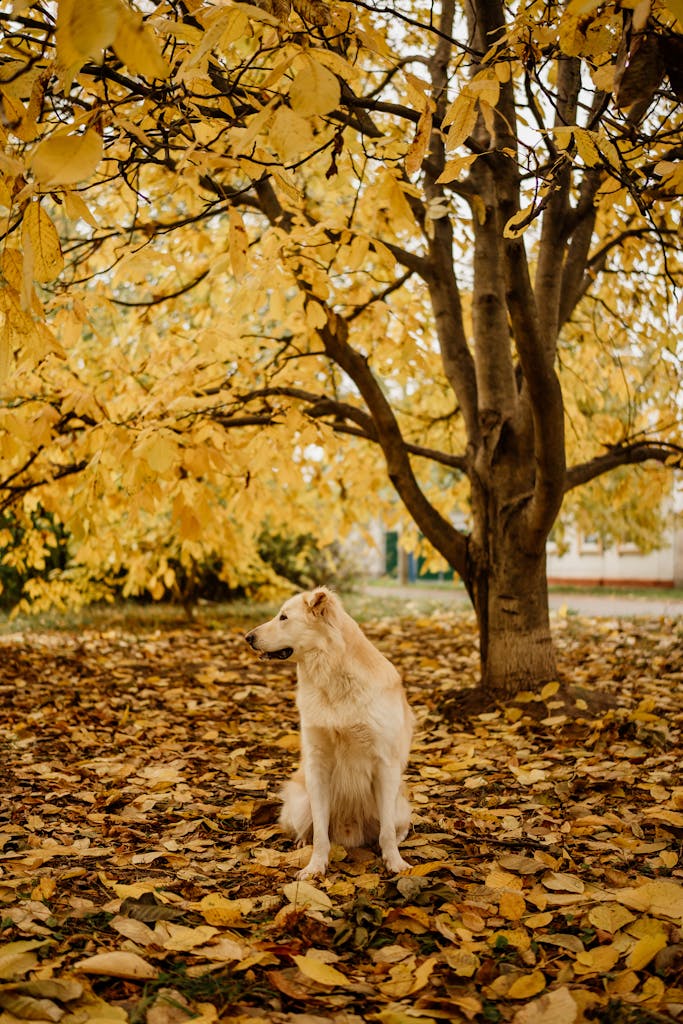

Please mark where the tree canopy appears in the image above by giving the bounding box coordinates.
[0,0,682,682]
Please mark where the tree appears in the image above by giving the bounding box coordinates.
[0,0,681,698]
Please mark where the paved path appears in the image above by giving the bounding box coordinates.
[366,584,682,618]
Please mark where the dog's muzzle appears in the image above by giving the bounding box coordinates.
[245,632,293,661]
[261,647,294,660]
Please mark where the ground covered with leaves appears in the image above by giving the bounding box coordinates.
[1,606,682,1024]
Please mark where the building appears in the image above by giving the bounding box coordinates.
[376,475,683,588]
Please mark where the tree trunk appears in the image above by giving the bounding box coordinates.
[471,537,557,700]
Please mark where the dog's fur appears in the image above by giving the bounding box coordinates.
[245,586,413,878]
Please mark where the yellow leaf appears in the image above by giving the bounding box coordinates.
[489,928,531,951]
[56,0,120,68]
[100,877,159,899]
[503,201,535,238]
[486,866,522,890]
[540,680,560,700]
[113,1,170,80]
[154,922,219,952]
[0,940,46,981]
[444,92,478,150]
[290,56,341,116]
[0,992,63,1021]
[566,0,602,11]
[575,943,621,974]
[228,207,249,279]
[305,300,328,330]
[499,891,527,921]
[409,955,438,993]
[30,128,103,187]
[512,985,578,1024]
[269,106,315,161]
[75,951,158,979]
[573,127,602,167]
[293,954,348,987]
[198,893,254,926]
[63,190,99,227]
[588,903,636,934]
[0,328,11,381]
[282,880,332,911]
[542,872,585,893]
[643,808,683,827]
[435,153,478,184]
[507,970,546,999]
[22,202,64,283]
[443,948,479,977]
[525,912,553,928]
[407,860,451,876]
[140,435,179,475]
[615,879,683,920]
[511,766,547,785]
[405,106,432,178]
[626,931,667,970]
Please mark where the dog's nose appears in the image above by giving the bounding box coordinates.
[245,632,256,648]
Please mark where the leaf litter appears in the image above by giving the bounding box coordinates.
[0,608,681,1023]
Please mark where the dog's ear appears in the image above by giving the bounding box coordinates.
[306,587,331,618]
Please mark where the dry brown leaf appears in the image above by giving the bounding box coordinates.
[74,952,158,979]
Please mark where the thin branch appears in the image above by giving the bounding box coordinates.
[348,0,481,56]
[566,442,683,491]
[227,385,470,471]
[0,461,89,515]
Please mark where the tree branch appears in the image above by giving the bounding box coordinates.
[565,442,683,491]
[316,313,469,576]
[422,0,479,444]
[225,386,468,471]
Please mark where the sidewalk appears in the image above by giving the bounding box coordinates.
[366,583,683,618]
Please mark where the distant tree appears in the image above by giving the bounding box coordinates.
[0,0,681,698]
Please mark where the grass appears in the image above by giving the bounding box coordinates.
[369,575,683,601]
[1,577,680,636]
[0,590,468,636]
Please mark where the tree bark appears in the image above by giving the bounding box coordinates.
[471,533,557,699]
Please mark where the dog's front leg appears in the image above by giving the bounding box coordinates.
[376,760,410,874]
[298,751,331,879]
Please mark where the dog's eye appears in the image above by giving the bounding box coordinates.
[279,613,287,621]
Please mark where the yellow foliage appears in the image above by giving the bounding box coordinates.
[0,0,680,616]
[21,202,64,283]
[31,129,104,188]
[289,55,341,116]
[56,0,120,70]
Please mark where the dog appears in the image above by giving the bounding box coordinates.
[245,586,413,878]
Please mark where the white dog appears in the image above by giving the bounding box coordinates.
[245,586,413,878]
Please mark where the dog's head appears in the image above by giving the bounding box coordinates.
[245,586,340,662]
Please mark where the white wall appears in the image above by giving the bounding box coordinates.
[546,532,676,586]
[547,474,681,586]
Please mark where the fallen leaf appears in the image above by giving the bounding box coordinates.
[74,951,158,979]
[615,880,683,919]
[512,985,578,1023]
[507,970,546,999]
[197,894,254,926]
[542,872,585,893]
[574,944,621,974]
[588,903,636,934]
[293,953,349,987]
[282,880,333,912]
[626,931,668,970]
[0,941,47,981]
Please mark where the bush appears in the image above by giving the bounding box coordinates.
[0,511,70,610]
[257,529,358,592]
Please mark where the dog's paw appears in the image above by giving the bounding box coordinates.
[297,858,328,880]
[384,854,410,874]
